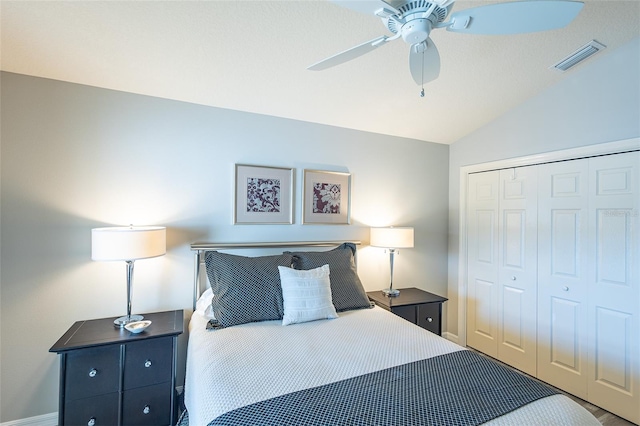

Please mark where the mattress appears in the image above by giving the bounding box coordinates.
[184,306,599,426]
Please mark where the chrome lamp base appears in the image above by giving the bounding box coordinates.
[114,314,144,328]
[382,248,401,297]
[114,259,144,328]
[382,287,400,297]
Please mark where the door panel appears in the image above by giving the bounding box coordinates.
[587,152,639,424]
[551,210,580,277]
[503,210,525,269]
[467,171,499,357]
[476,211,496,264]
[550,297,581,372]
[502,285,525,350]
[594,307,632,391]
[537,159,589,399]
[497,167,537,376]
[473,278,496,339]
[596,209,631,285]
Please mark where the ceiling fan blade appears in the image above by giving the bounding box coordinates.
[330,0,400,17]
[308,36,390,71]
[409,38,441,85]
[447,1,584,35]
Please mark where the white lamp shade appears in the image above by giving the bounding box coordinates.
[92,226,166,261]
[370,227,414,249]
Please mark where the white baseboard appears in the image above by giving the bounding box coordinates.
[443,331,459,345]
[0,413,57,426]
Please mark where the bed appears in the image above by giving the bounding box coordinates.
[182,241,600,426]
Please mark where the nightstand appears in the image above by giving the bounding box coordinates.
[367,288,447,335]
[50,310,184,426]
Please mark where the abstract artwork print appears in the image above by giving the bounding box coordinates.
[234,164,293,224]
[303,170,351,224]
[247,178,281,213]
[313,182,341,214]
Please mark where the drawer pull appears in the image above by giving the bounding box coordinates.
[87,417,96,426]
[88,369,97,378]
[144,360,152,368]
[427,317,433,323]
[143,405,150,415]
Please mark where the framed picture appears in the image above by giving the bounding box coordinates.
[302,169,351,225]
[234,164,294,224]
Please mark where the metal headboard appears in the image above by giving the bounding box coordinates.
[189,241,361,310]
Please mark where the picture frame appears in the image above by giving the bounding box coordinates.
[234,164,294,224]
[302,169,351,225]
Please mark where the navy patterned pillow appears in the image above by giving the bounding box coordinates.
[288,243,372,312]
[204,251,293,328]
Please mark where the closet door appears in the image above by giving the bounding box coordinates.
[497,167,538,376]
[587,152,639,424]
[537,159,589,398]
[466,167,538,374]
[466,150,638,423]
[467,171,499,357]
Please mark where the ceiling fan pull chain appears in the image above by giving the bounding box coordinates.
[420,48,425,98]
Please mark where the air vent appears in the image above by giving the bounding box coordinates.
[551,40,606,72]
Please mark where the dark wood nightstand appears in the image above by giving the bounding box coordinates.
[50,310,184,426]
[367,288,447,335]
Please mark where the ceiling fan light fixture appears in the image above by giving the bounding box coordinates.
[551,40,606,72]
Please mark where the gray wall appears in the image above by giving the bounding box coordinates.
[0,72,449,423]
[447,36,640,337]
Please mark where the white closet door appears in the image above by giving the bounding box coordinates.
[467,171,500,357]
[497,167,538,376]
[537,159,589,398]
[587,151,639,424]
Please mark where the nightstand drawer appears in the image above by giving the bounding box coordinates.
[64,392,119,426]
[367,288,447,336]
[124,337,173,390]
[417,303,441,335]
[122,382,172,425]
[391,305,416,323]
[65,345,120,401]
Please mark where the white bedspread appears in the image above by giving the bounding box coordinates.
[185,306,599,426]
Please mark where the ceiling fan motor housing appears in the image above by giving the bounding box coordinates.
[401,18,432,44]
[384,1,450,45]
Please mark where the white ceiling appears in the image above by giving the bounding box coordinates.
[1,0,639,144]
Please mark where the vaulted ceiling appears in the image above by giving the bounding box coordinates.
[2,1,639,144]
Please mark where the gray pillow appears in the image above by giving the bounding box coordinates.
[204,251,293,328]
[288,243,371,312]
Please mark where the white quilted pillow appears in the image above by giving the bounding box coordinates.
[278,264,338,326]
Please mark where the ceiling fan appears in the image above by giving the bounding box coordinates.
[308,0,584,94]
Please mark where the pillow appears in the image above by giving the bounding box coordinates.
[194,287,216,320]
[278,265,338,326]
[204,251,293,328]
[288,243,371,312]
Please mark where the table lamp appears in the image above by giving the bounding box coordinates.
[92,226,166,327]
[370,226,414,297]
